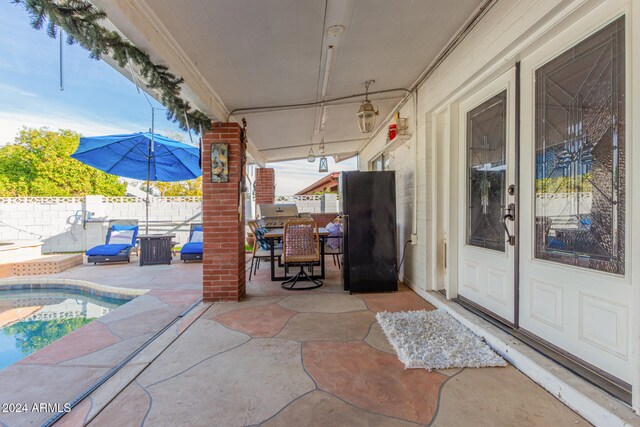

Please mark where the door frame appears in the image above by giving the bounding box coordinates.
[455,67,518,325]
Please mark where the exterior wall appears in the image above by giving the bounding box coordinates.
[201,122,246,302]
[358,0,640,413]
[0,196,201,253]
[359,100,427,287]
[255,168,275,205]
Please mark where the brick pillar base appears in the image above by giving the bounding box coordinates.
[255,167,275,205]
[202,122,246,302]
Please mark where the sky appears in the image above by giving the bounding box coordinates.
[0,2,357,196]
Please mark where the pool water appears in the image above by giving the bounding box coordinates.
[0,289,131,370]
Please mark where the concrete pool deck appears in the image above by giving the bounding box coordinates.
[0,258,202,426]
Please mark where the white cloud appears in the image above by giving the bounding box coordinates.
[0,84,38,98]
[0,111,140,146]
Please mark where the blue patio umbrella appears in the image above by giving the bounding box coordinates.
[71,132,201,233]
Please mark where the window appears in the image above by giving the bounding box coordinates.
[534,17,625,275]
[466,91,507,252]
[371,154,390,171]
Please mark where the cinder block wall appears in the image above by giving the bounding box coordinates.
[0,197,201,253]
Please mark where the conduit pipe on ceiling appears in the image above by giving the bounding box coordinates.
[225,88,411,122]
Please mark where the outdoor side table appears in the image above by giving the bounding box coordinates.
[138,234,175,266]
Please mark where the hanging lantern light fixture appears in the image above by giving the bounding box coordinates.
[319,156,328,173]
[307,146,316,162]
[318,139,328,172]
[356,80,379,133]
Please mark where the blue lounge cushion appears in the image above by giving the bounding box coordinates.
[86,244,132,256]
[181,242,203,254]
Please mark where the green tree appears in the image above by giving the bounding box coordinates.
[152,132,202,196]
[154,176,202,196]
[0,128,127,196]
[3,317,93,355]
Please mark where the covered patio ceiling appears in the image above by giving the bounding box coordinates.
[93,0,485,164]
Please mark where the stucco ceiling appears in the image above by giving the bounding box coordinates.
[93,0,484,163]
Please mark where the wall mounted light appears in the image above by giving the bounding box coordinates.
[356,80,379,133]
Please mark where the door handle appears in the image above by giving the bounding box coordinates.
[503,203,516,246]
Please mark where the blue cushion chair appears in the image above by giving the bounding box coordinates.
[86,224,139,264]
[180,224,203,262]
[247,220,283,280]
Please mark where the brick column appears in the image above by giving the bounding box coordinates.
[202,122,246,302]
[255,168,275,205]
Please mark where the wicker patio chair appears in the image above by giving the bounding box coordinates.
[247,220,282,280]
[281,218,322,290]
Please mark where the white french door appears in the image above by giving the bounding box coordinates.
[519,3,632,381]
[457,69,517,324]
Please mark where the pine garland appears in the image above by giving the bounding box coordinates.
[13,0,212,133]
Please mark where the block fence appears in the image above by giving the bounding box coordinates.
[0,196,201,253]
[0,194,340,255]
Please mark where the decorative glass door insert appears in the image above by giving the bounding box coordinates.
[534,17,625,274]
[466,91,507,252]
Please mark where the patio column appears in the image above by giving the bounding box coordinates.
[202,122,246,302]
[255,167,275,205]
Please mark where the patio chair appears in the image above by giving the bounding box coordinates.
[180,224,203,262]
[324,219,343,269]
[247,220,282,280]
[281,218,323,290]
[86,223,139,264]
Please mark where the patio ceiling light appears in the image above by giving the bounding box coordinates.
[356,80,379,133]
[319,156,328,173]
[307,146,316,163]
[318,139,327,172]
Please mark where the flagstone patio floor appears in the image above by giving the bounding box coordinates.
[58,259,587,426]
[0,256,590,426]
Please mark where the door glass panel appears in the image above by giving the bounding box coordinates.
[466,91,507,252]
[535,17,625,274]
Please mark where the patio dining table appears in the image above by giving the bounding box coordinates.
[263,227,330,281]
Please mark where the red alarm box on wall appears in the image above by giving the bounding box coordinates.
[388,123,397,141]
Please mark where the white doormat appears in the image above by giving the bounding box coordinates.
[376,309,507,370]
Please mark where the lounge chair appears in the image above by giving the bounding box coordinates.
[180,224,203,262]
[86,224,139,264]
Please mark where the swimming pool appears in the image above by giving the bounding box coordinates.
[0,288,132,370]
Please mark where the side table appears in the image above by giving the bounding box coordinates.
[137,234,175,266]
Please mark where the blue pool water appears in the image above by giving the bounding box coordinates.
[0,288,131,370]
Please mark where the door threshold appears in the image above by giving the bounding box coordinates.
[454,297,631,405]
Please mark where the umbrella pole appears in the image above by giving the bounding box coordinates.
[146,109,155,235]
